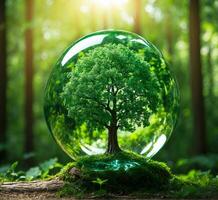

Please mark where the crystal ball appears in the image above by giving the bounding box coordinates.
[44,30,179,160]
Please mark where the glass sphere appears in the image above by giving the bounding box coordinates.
[44,30,179,160]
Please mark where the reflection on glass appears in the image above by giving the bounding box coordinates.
[44,30,180,160]
[61,34,107,66]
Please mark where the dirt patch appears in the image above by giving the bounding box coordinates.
[0,191,75,200]
[0,191,171,199]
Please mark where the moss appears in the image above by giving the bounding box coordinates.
[58,151,172,196]
[57,162,76,182]
[57,181,87,198]
[77,152,171,191]
[58,152,218,198]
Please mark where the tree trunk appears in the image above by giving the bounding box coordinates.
[134,0,141,35]
[207,44,214,99]
[106,126,121,154]
[102,6,108,29]
[24,0,34,161]
[74,2,81,39]
[0,0,7,162]
[189,0,207,154]
[165,13,174,62]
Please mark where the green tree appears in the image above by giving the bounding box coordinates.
[62,43,161,154]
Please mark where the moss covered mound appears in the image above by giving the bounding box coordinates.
[60,151,172,192]
[58,153,218,198]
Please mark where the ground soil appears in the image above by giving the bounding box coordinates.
[0,191,75,200]
[0,191,167,200]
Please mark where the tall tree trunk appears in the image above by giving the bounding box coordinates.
[189,0,207,154]
[74,2,81,39]
[24,0,34,159]
[107,126,121,154]
[207,44,213,99]
[134,0,141,34]
[166,13,173,62]
[102,7,108,29]
[0,0,7,161]
[106,110,121,154]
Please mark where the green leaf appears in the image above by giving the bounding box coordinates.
[26,167,42,181]
[40,158,58,171]
[5,161,19,180]
[39,158,63,178]
[7,161,18,174]
[92,178,108,186]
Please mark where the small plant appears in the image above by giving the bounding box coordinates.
[0,161,26,181]
[91,178,108,197]
[0,158,63,182]
[92,177,108,190]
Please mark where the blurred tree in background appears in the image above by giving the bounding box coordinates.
[0,0,7,162]
[24,0,34,165]
[0,0,218,166]
[189,0,206,154]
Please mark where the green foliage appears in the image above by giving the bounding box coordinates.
[1,157,218,199]
[62,43,161,132]
[4,0,218,164]
[39,158,63,178]
[57,182,86,199]
[0,158,62,182]
[174,154,218,174]
[91,177,107,185]
[57,152,218,198]
[25,167,41,181]
[57,162,76,183]
[2,1,218,198]
[58,158,218,199]
[170,171,218,198]
[0,161,25,182]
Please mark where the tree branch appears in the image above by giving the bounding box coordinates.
[91,112,109,128]
[0,178,64,192]
[78,94,112,113]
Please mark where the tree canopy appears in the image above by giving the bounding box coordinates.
[62,43,161,133]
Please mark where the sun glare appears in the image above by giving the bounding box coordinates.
[91,0,128,8]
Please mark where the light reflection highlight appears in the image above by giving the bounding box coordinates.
[61,34,106,66]
[146,134,167,158]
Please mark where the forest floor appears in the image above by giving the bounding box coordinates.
[0,191,75,200]
[1,191,218,200]
[1,154,218,199]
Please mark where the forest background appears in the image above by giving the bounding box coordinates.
[0,0,217,168]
